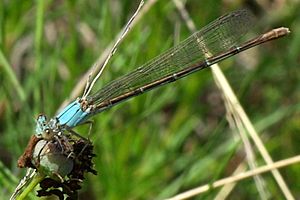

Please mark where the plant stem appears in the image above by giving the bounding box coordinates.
[16,173,45,200]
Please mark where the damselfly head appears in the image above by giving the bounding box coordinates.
[35,114,49,138]
[35,114,61,140]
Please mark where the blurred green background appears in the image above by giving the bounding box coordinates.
[0,0,299,199]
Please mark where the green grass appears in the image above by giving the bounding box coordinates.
[1,0,300,199]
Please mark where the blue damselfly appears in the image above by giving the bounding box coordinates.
[12,8,289,200]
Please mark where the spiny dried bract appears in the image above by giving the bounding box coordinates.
[38,178,79,200]
[70,139,97,178]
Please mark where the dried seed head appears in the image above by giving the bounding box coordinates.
[32,139,74,179]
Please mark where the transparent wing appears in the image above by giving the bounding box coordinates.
[87,9,254,111]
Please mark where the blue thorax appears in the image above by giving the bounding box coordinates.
[35,99,92,138]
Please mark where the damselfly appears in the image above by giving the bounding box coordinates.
[13,8,289,200]
[34,9,289,139]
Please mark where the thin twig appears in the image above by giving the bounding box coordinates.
[214,163,247,200]
[211,65,294,199]
[165,155,300,200]
[82,0,145,99]
[58,0,159,112]
[224,93,269,199]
